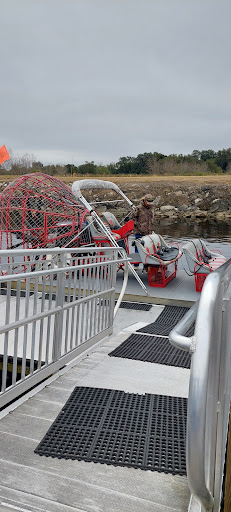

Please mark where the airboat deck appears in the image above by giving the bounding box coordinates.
[115,267,199,306]
[114,239,231,306]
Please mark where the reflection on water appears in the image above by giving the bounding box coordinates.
[155,218,231,244]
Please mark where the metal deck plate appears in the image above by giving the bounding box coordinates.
[35,386,187,476]
[109,333,191,369]
[118,301,153,311]
[137,305,195,337]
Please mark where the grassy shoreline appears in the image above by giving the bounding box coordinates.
[1,174,231,185]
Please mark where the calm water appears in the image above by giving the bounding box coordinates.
[156,218,231,244]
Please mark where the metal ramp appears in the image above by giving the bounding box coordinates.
[0,302,190,512]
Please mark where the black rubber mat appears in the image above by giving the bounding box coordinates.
[137,305,195,337]
[0,288,34,297]
[43,296,153,310]
[118,301,153,311]
[43,293,75,302]
[0,355,45,390]
[109,333,191,369]
[35,386,187,475]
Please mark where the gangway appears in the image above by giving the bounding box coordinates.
[0,248,230,511]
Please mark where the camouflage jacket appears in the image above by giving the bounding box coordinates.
[132,203,155,235]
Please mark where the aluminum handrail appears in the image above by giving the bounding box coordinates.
[0,256,127,282]
[114,257,129,317]
[0,247,129,319]
[169,258,231,511]
[168,301,198,353]
[0,246,128,407]
[0,246,123,256]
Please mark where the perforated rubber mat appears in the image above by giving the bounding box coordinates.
[0,288,34,297]
[35,387,187,475]
[118,301,153,311]
[43,293,75,302]
[109,333,191,368]
[137,305,195,337]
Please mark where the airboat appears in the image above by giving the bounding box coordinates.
[0,174,183,290]
[71,178,182,290]
[0,173,228,294]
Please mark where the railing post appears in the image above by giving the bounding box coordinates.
[52,252,65,361]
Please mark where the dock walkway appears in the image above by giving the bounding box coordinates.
[0,302,191,512]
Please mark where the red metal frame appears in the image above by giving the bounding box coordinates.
[147,261,178,288]
[0,173,89,251]
[194,273,208,292]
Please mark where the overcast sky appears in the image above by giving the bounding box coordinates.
[1,0,231,166]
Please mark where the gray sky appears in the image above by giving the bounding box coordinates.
[1,0,231,165]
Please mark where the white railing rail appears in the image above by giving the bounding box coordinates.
[0,246,128,408]
[169,259,231,512]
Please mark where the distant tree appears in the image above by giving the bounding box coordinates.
[9,152,36,175]
[96,165,110,175]
[226,161,231,174]
[191,150,201,160]
[43,164,58,176]
[65,164,77,175]
[110,156,135,174]
[108,162,116,174]
[206,159,222,174]
[65,164,72,175]
[32,161,44,172]
[215,148,231,172]
[200,149,216,161]
[153,152,167,160]
[133,153,153,174]
[77,161,97,175]
[146,155,161,174]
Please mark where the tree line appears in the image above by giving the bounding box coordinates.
[2,147,231,176]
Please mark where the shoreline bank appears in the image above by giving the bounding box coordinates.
[1,175,231,220]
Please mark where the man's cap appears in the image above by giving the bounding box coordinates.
[142,194,154,203]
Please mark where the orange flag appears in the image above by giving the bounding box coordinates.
[0,145,10,165]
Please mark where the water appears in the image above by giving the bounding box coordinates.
[155,218,231,245]
[1,220,231,262]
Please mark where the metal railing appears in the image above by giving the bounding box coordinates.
[0,246,128,408]
[169,259,231,512]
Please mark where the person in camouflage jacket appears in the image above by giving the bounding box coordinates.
[133,194,155,236]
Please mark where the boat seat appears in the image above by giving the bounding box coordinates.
[102,212,122,230]
[183,239,226,274]
[135,233,182,288]
[102,212,134,253]
[86,216,121,246]
[135,233,182,267]
[183,238,227,291]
